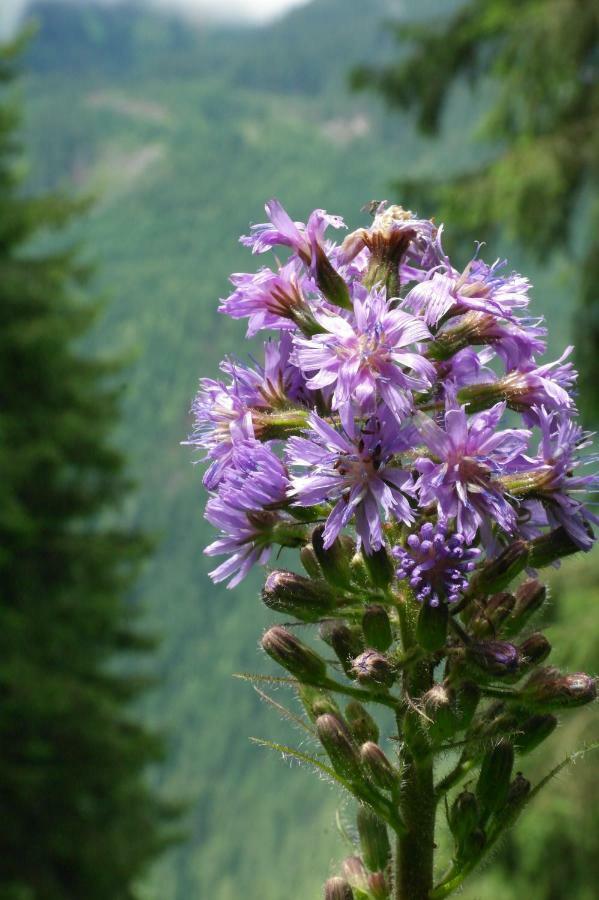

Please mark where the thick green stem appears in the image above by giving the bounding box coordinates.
[395,597,436,900]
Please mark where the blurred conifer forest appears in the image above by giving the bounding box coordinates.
[7,1,599,898]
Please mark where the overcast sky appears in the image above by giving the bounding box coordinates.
[0,0,313,37]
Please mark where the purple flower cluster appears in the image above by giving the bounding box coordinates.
[188,199,597,595]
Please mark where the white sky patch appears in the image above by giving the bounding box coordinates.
[0,0,314,38]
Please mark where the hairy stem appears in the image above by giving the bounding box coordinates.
[395,597,436,900]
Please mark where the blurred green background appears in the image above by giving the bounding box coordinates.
[5,0,598,897]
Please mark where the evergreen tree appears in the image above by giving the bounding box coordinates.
[352,0,599,419]
[0,37,175,900]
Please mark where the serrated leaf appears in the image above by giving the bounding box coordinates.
[253,686,316,737]
[234,671,298,687]
[249,737,354,793]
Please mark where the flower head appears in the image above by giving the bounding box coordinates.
[293,290,434,421]
[394,521,480,605]
[287,412,415,554]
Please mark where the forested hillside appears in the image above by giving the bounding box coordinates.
[20,2,598,898]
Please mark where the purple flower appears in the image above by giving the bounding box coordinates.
[241,198,345,265]
[293,290,434,421]
[414,398,530,544]
[500,348,576,422]
[219,260,312,336]
[405,256,531,328]
[205,439,291,587]
[287,412,415,554]
[516,407,599,549]
[393,522,480,605]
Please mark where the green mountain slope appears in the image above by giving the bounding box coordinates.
[19,3,597,898]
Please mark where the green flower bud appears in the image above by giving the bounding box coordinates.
[517,633,551,671]
[528,526,585,569]
[476,740,514,824]
[313,241,352,310]
[311,525,353,590]
[297,684,340,722]
[262,570,334,621]
[503,580,547,637]
[357,806,391,872]
[362,544,394,589]
[360,741,397,792]
[321,621,365,676]
[350,552,370,588]
[300,544,322,579]
[416,600,448,652]
[424,684,459,744]
[352,650,396,689]
[345,701,380,744]
[324,877,354,900]
[449,790,479,845]
[455,681,481,730]
[520,667,597,711]
[316,713,362,782]
[465,540,529,597]
[362,605,393,651]
[261,626,327,683]
[470,591,516,638]
[459,827,486,863]
[506,772,531,807]
[513,714,558,754]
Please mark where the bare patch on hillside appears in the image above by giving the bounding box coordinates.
[321,113,370,145]
[87,91,171,125]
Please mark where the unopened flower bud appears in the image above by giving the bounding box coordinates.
[459,827,486,862]
[467,640,519,677]
[352,650,396,689]
[368,871,390,900]
[504,580,547,637]
[449,790,479,844]
[466,540,529,598]
[311,525,353,590]
[476,740,514,823]
[321,622,365,676]
[345,701,379,744]
[513,714,558,754]
[416,599,448,652]
[507,772,531,807]
[360,741,397,791]
[455,681,481,730]
[528,526,585,569]
[313,242,352,310]
[362,605,393,651]
[349,552,369,587]
[517,633,551,670]
[424,684,458,743]
[520,667,597,710]
[362,544,395,589]
[261,626,327,683]
[341,857,368,892]
[357,806,391,872]
[300,544,322,579]
[471,591,516,638]
[297,684,340,722]
[324,877,354,900]
[262,571,334,621]
[316,713,362,781]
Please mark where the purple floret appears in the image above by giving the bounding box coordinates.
[394,522,481,605]
[293,289,434,422]
[287,412,415,554]
[240,198,345,265]
[414,397,530,545]
[205,439,290,588]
